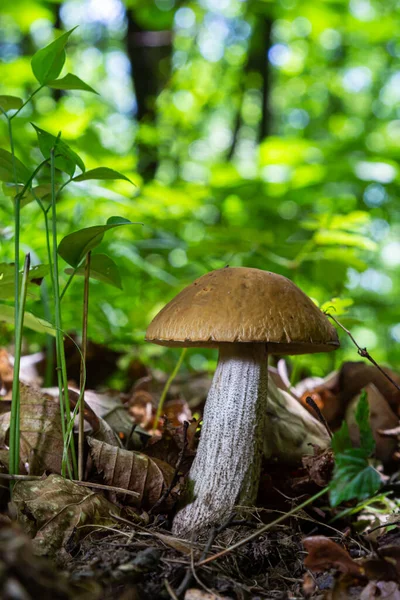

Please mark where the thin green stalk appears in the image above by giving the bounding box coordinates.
[60,266,79,301]
[10,86,43,120]
[50,144,77,478]
[154,348,187,428]
[9,253,31,478]
[78,251,91,481]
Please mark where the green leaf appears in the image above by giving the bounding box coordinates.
[31,27,77,85]
[0,95,23,113]
[0,263,50,299]
[330,393,380,507]
[355,390,376,456]
[65,254,122,289]
[58,217,141,267]
[0,149,31,183]
[0,304,55,335]
[330,461,381,507]
[331,421,353,455]
[31,124,85,177]
[321,297,354,317]
[47,73,98,94]
[2,183,53,208]
[73,167,133,184]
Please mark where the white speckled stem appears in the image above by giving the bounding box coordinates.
[172,343,268,537]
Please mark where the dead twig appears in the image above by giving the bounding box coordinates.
[149,420,189,515]
[196,487,328,568]
[176,513,236,598]
[0,473,139,498]
[327,313,400,393]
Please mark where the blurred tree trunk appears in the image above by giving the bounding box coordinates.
[228,14,272,160]
[126,12,173,181]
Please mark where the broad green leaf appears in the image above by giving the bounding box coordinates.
[58,217,140,267]
[0,263,50,299]
[0,95,23,113]
[31,124,85,177]
[314,230,377,251]
[65,254,122,289]
[0,149,31,183]
[73,167,133,184]
[31,27,77,85]
[330,393,380,507]
[355,390,376,456]
[47,73,98,94]
[2,183,53,208]
[331,421,353,456]
[0,304,55,335]
[330,462,381,507]
[321,297,354,317]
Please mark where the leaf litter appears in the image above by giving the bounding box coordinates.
[1,346,400,598]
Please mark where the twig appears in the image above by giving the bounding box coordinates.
[176,513,236,598]
[327,313,400,393]
[149,421,189,515]
[196,487,328,568]
[305,396,333,439]
[164,579,179,600]
[0,473,139,498]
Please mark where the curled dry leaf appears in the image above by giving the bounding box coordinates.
[302,446,335,487]
[339,362,400,417]
[303,536,365,578]
[346,384,399,462]
[88,437,175,510]
[12,474,120,557]
[0,383,64,474]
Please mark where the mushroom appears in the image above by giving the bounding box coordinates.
[146,267,339,536]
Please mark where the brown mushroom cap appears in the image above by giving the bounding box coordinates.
[146,267,339,354]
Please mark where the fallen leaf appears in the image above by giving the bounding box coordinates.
[360,581,400,599]
[0,348,13,398]
[340,362,400,418]
[0,383,64,474]
[302,447,335,487]
[303,536,365,578]
[88,437,175,510]
[12,474,120,557]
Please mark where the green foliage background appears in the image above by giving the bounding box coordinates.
[1,0,399,378]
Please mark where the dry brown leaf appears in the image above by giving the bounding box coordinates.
[302,447,334,487]
[0,383,64,474]
[0,348,13,399]
[340,362,400,417]
[88,437,175,510]
[360,581,400,599]
[184,590,233,600]
[12,474,120,557]
[303,536,365,578]
[346,384,399,462]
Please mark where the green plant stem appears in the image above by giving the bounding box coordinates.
[60,266,79,301]
[78,251,91,481]
[50,145,77,478]
[197,486,329,567]
[154,348,187,428]
[9,253,31,478]
[10,86,44,120]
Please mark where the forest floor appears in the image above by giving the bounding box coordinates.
[1,346,400,599]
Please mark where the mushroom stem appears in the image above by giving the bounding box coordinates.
[172,343,268,537]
